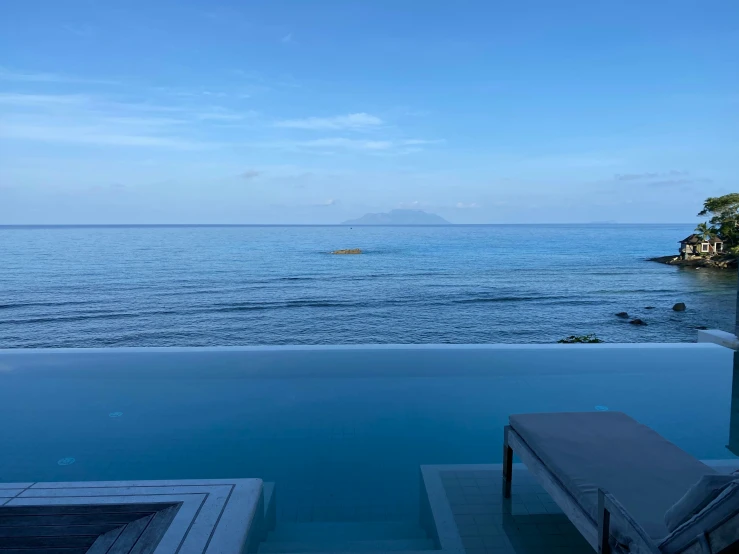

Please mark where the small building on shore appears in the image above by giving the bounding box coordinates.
[679,234,724,258]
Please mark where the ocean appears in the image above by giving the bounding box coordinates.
[0,224,736,348]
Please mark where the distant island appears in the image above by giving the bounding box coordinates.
[341,209,451,225]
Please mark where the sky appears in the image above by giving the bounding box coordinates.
[0,0,737,224]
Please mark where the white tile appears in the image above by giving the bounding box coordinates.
[153,495,210,554]
[205,480,263,554]
[0,483,33,489]
[5,492,205,507]
[175,488,233,553]
[19,484,234,498]
[29,478,257,489]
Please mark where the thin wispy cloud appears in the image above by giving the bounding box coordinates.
[62,24,95,37]
[274,113,383,130]
[281,33,293,43]
[0,123,213,149]
[0,92,241,150]
[314,198,339,206]
[0,93,91,107]
[195,107,256,121]
[241,170,262,180]
[0,68,116,85]
[614,170,689,181]
[648,178,712,188]
[250,136,441,154]
[529,154,623,169]
[456,202,481,208]
[401,139,445,146]
[300,137,393,150]
[612,170,711,188]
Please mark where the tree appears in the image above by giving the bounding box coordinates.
[694,222,714,242]
[698,193,739,246]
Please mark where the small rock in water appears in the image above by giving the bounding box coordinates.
[630,319,647,326]
[672,302,686,312]
[615,312,629,318]
[331,248,362,255]
[645,306,655,309]
[695,326,709,330]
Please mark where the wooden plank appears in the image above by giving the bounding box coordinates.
[507,427,599,548]
[86,526,125,554]
[502,425,513,498]
[660,485,739,553]
[707,512,739,553]
[128,504,180,554]
[597,490,611,554]
[106,514,154,554]
[0,512,156,526]
[2,548,89,554]
[0,502,173,516]
[0,523,121,537]
[0,534,97,549]
[601,491,660,554]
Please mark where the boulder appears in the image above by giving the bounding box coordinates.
[630,319,647,326]
[672,302,686,312]
[615,312,629,318]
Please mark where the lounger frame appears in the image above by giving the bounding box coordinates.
[503,425,738,554]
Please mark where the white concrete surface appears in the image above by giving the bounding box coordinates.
[698,329,739,349]
[1,479,264,554]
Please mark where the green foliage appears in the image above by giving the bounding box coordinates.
[557,334,604,344]
[694,222,715,242]
[698,193,739,246]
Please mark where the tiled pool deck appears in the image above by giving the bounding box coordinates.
[422,462,739,554]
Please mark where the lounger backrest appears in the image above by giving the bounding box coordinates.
[659,481,739,554]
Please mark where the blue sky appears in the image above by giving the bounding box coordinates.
[0,0,737,224]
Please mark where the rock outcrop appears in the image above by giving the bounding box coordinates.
[630,319,647,326]
[648,255,737,269]
[331,249,362,255]
[615,312,629,318]
[673,302,686,312]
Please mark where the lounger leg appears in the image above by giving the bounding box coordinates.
[503,425,513,498]
[597,490,612,554]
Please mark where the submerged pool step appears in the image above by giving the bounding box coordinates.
[258,538,435,553]
[257,520,436,553]
[266,521,428,542]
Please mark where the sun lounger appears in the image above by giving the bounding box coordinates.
[502,411,738,553]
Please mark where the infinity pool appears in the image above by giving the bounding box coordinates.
[0,344,736,522]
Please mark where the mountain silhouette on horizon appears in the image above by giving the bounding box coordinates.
[341,209,451,225]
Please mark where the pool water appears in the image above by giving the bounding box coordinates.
[0,345,736,521]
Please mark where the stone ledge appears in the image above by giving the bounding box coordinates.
[697,329,739,350]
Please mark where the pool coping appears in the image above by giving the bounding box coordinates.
[0,343,728,354]
[0,479,264,554]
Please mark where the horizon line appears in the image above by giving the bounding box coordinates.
[0,222,699,228]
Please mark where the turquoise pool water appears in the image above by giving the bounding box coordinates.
[0,345,736,521]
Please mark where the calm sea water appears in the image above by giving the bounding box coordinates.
[0,224,736,348]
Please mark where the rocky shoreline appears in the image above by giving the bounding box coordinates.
[647,254,737,269]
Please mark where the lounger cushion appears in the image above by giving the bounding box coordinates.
[664,475,738,533]
[509,411,714,541]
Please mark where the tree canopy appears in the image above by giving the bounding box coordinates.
[698,193,739,246]
[694,222,714,241]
